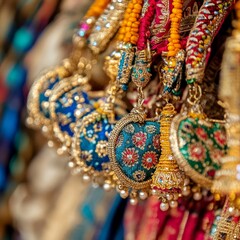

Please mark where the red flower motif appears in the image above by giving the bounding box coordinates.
[210,149,224,165]
[142,151,158,169]
[196,127,208,141]
[214,130,227,147]
[189,142,206,162]
[122,148,139,167]
[153,134,160,149]
[132,132,147,150]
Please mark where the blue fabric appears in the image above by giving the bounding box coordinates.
[55,89,94,137]
[79,114,115,171]
[96,195,127,240]
[115,121,161,182]
[69,187,113,240]
[6,63,27,89]
[39,76,60,118]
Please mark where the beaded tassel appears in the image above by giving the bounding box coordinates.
[151,103,184,211]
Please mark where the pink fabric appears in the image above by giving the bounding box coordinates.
[136,197,168,240]
[151,0,202,54]
[137,0,156,50]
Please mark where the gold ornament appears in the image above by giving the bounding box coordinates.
[151,103,185,211]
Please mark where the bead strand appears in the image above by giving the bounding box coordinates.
[167,0,183,57]
[118,0,143,45]
[76,0,110,39]
[85,0,110,17]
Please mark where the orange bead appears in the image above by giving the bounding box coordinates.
[130,13,139,18]
[128,3,134,9]
[126,32,132,38]
[131,35,138,43]
[172,39,180,43]
[127,21,132,27]
[174,43,181,48]
[132,22,140,28]
[126,27,131,32]
[122,20,128,26]
[124,13,130,19]
[170,34,180,39]
[124,37,131,42]
[129,17,137,22]
[118,34,124,41]
[119,28,125,34]
[171,17,180,23]
[133,8,141,13]
[168,51,177,57]
[131,27,139,32]
[131,32,139,37]
[134,3,142,10]
[168,46,175,51]
[172,8,182,14]
[172,2,182,8]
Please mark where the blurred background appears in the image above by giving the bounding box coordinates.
[0,1,126,239]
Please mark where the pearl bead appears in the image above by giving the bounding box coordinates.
[139,191,148,200]
[71,167,81,175]
[68,161,75,168]
[42,126,49,133]
[92,183,99,188]
[151,189,157,195]
[48,140,54,148]
[120,190,128,199]
[182,187,190,196]
[170,200,178,208]
[160,202,169,211]
[130,198,138,205]
[228,207,235,214]
[166,194,173,201]
[193,192,202,201]
[103,183,111,191]
[184,178,190,186]
[82,174,90,182]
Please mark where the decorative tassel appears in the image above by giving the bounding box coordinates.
[151,103,185,211]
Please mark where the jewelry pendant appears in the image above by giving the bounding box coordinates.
[70,45,128,187]
[27,64,73,136]
[108,46,158,203]
[151,103,185,211]
[171,112,227,189]
[71,109,118,188]
[49,74,104,152]
[26,16,94,136]
[108,111,161,202]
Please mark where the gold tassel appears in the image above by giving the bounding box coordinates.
[151,103,185,211]
[213,198,240,240]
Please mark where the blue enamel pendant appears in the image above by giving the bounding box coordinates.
[49,77,103,151]
[71,110,117,188]
[108,112,161,201]
[27,67,68,130]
